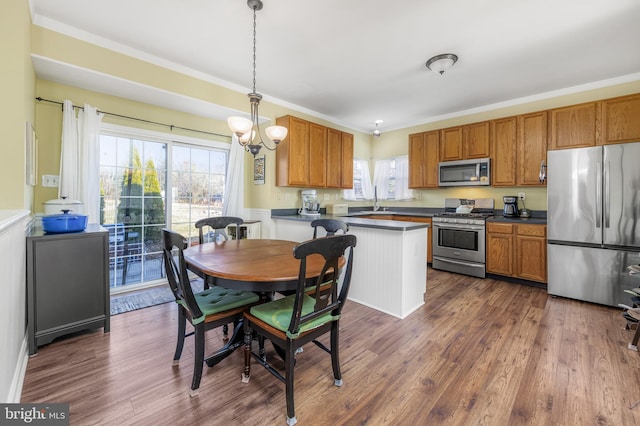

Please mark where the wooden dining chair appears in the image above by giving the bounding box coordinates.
[195,216,244,245]
[161,229,260,397]
[194,216,245,338]
[310,218,349,239]
[241,234,357,425]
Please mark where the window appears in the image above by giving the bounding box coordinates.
[373,156,414,201]
[343,158,373,200]
[99,126,228,292]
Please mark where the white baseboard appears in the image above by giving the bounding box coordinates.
[7,336,28,403]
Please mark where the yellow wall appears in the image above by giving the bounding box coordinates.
[26,20,640,213]
[0,0,35,210]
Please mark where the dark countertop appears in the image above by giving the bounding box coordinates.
[271,213,430,231]
[487,214,547,225]
[272,208,547,226]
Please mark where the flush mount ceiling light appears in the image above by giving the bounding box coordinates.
[227,0,287,156]
[425,53,458,75]
[373,120,383,137]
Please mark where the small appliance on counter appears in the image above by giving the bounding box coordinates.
[326,203,348,215]
[299,189,321,217]
[503,196,519,217]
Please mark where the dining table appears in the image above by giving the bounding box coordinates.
[183,238,342,366]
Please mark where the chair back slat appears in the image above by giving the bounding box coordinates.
[162,229,203,319]
[195,216,244,244]
[288,234,356,336]
[311,219,348,239]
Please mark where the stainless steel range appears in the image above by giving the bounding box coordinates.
[432,198,494,278]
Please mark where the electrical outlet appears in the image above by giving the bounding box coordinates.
[323,193,330,201]
[42,175,59,187]
[518,192,525,201]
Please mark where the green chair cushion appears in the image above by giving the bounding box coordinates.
[249,293,339,339]
[179,287,259,324]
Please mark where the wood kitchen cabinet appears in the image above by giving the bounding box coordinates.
[276,115,353,188]
[439,122,490,162]
[486,222,514,276]
[309,122,327,187]
[549,102,599,150]
[515,224,547,283]
[440,127,463,161]
[517,111,547,186]
[486,222,547,283]
[340,132,354,188]
[601,93,640,145]
[276,115,310,186]
[490,116,517,186]
[408,130,439,188]
[27,224,110,355]
[463,121,491,159]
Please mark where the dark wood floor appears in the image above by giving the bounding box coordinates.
[22,268,640,425]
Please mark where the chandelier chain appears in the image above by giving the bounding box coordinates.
[252,6,257,94]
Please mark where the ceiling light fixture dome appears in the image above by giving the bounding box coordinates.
[227,0,287,156]
[373,120,383,137]
[426,53,458,75]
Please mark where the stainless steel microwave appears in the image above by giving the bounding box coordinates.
[438,158,490,187]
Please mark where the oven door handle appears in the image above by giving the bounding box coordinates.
[432,256,485,268]
[433,224,485,231]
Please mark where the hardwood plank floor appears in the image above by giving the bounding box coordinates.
[21,269,640,425]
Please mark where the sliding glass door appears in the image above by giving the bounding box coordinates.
[100,128,228,292]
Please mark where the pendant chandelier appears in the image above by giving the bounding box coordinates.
[227,0,287,156]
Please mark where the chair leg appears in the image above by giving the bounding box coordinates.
[330,323,342,386]
[285,341,297,426]
[173,308,186,366]
[190,324,205,397]
[242,325,252,383]
[630,324,640,351]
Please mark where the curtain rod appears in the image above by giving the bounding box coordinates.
[35,97,232,140]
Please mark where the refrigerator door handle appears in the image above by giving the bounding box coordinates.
[596,162,602,228]
[604,160,610,228]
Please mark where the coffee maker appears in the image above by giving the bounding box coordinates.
[503,195,519,217]
[299,189,321,217]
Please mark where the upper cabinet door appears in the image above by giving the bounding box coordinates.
[308,123,327,187]
[276,115,309,187]
[517,111,547,186]
[549,102,599,150]
[408,133,425,188]
[491,117,517,186]
[440,127,463,161]
[326,128,342,188]
[463,121,491,159]
[601,93,640,145]
[340,132,354,188]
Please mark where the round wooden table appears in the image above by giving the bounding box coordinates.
[183,239,334,293]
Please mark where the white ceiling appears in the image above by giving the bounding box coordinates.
[30,0,640,134]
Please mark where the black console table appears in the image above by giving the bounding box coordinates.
[27,223,110,355]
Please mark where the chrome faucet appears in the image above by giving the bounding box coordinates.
[373,186,380,212]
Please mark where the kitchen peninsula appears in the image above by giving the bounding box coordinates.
[272,212,429,319]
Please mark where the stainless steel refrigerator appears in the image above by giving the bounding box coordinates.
[547,142,640,307]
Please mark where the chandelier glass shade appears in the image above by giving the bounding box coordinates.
[227,0,287,156]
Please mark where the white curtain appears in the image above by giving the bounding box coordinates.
[394,155,415,200]
[222,135,245,217]
[59,101,104,222]
[342,158,373,200]
[373,160,392,200]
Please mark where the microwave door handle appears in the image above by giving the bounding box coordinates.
[476,163,480,180]
[604,160,610,228]
[595,162,602,228]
